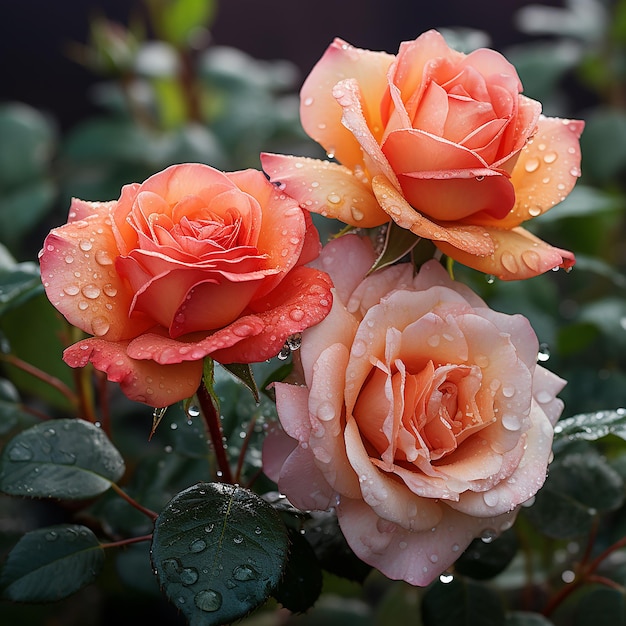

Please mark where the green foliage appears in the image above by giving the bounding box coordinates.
[0,525,103,602]
[151,482,289,625]
[0,419,125,499]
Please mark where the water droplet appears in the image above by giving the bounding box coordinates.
[64,255,74,264]
[180,567,199,586]
[233,564,257,581]
[188,405,201,418]
[427,334,440,347]
[501,251,518,274]
[79,240,93,252]
[91,316,110,337]
[194,589,222,612]
[327,193,341,204]
[528,206,542,217]
[95,250,114,266]
[78,300,89,311]
[8,442,33,461]
[483,491,500,508]
[502,385,515,398]
[352,339,367,358]
[303,96,314,106]
[233,534,244,544]
[189,539,207,553]
[481,528,498,543]
[289,308,305,322]
[502,413,522,431]
[485,274,495,284]
[440,573,454,583]
[81,284,101,299]
[45,530,59,541]
[524,157,540,173]
[317,401,336,422]
[543,151,558,164]
[474,354,489,368]
[350,206,364,221]
[429,553,439,563]
[103,283,118,297]
[63,285,80,296]
[538,343,550,362]
[535,389,553,404]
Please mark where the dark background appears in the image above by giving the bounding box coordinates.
[0,0,560,130]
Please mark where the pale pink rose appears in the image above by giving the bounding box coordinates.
[263,234,565,585]
[39,163,333,407]
[261,30,584,280]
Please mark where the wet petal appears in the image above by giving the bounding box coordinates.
[300,37,394,168]
[63,337,202,407]
[260,153,389,228]
[372,174,495,256]
[435,226,575,280]
[40,207,152,342]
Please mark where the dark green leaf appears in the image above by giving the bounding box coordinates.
[579,109,626,182]
[554,409,626,443]
[369,221,420,274]
[0,419,125,499]
[0,262,44,316]
[573,587,626,626]
[422,578,505,626]
[0,524,103,602]
[220,363,259,404]
[272,527,322,613]
[154,0,217,46]
[0,378,38,436]
[533,186,622,223]
[454,529,518,580]
[151,482,289,626]
[506,612,555,626]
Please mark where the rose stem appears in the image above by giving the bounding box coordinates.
[100,534,153,550]
[196,380,234,484]
[542,531,626,617]
[0,352,79,408]
[110,483,158,521]
[234,414,257,485]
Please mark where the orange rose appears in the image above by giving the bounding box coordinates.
[261,30,583,279]
[263,235,565,584]
[40,163,333,407]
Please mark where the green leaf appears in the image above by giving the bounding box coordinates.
[0,378,38,436]
[0,262,44,316]
[0,419,125,499]
[533,185,623,223]
[506,612,555,626]
[369,221,421,274]
[0,103,56,191]
[554,409,626,442]
[151,482,289,625]
[573,587,626,626]
[421,578,505,626]
[454,529,518,580]
[0,524,103,602]
[220,363,259,404]
[272,527,322,613]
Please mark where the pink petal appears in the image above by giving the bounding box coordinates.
[260,153,389,228]
[435,225,575,280]
[533,365,567,426]
[40,206,152,342]
[300,37,394,168]
[337,496,517,585]
[371,174,495,256]
[63,337,202,407]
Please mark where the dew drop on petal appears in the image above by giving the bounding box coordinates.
[317,401,336,422]
[79,240,93,252]
[95,250,114,266]
[81,284,101,299]
[194,589,222,612]
[91,316,110,337]
[524,157,540,173]
[63,285,80,296]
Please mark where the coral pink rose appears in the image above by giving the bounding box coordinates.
[261,30,584,280]
[40,163,333,407]
[263,234,565,585]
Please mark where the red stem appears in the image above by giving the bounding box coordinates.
[101,534,153,550]
[111,483,158,521]
[196,380,234,484]
[234,414,257,484]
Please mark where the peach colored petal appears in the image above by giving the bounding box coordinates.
[435,225,575,280]
[382,129,516,221]
[40,207,153,342]
[533,366,567,426]
[472,116,584,228]
[63,337,202,407]
[261,426,298,483]
[260,153,389,228]
[66,198,116,223]
[300,37,394,168]
[344,417,443,532]
[226,168,311,296]
[337,496,517,585]
[332,78,400,187]
[371,174,495,256]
